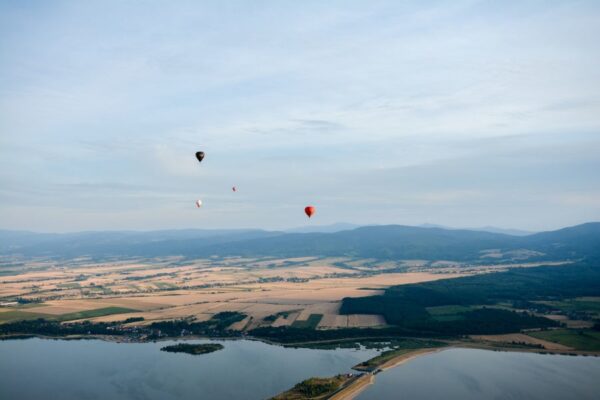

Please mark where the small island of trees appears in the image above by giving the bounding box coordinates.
[160,343,224,355]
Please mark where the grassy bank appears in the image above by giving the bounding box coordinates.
[528,329,600,351]
[270,375,355,400]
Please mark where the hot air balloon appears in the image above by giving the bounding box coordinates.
[195,151,205,163]
[232,186,237,192]
[304,206,315,218]
[196,199,203,208]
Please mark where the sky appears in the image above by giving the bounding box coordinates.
[1,0,599,232]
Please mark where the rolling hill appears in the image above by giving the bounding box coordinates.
[1,222,598,262]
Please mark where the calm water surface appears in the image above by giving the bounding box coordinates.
[357,348,600,400]
[0,338,378,400]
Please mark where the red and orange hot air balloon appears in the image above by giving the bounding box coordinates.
[304,206,315,218]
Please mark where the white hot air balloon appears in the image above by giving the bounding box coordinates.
[195,199,202,208]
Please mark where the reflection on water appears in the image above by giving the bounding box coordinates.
[357,348,600,400]
[0,338,378,400]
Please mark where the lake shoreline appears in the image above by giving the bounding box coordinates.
[328,343,600,400]
[3,333,600,400]
[0,336,380,400]
[4,331,600,355]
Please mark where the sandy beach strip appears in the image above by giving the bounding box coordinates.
[328,373,375,400]
[329,347,448,400]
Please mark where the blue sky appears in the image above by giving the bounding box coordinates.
[1,0,599,232]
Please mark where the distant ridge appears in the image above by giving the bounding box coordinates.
[285,222,362,233]
[0,228,284,257]
[1,222,598,262]
[419,224,534,236]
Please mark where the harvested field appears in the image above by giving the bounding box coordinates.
[292,314,323,329]
[347,314,386,328]
[471,333,572,351]
[0,256,470,329]
[318,314,386,329]
[272,312,301,327]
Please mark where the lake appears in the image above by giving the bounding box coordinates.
[3,340,599,400]
[0,338,378,400]
[357,348,600,400]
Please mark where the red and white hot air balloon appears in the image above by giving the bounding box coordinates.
[195,199,203,208]
[304,206,315,218]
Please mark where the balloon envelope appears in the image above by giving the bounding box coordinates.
[232,186,237,192]
[304,206,315,218]
[196,200,202,208]
[195,151,205,163]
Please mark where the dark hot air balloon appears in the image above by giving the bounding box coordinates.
[304,206,315,218]
[195,151,205,163]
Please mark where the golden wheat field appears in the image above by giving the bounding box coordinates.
[0,256,473,329]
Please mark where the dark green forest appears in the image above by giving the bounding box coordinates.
[340,262,600,332]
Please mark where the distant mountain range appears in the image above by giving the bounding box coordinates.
[285,223,361,233]
[418,224,534,236]
[288,223,533,236]
[1,222,598,262]
[0,229,282,258]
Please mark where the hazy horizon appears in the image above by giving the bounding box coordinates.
[3,220,597,235]
[1,1,599,232]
